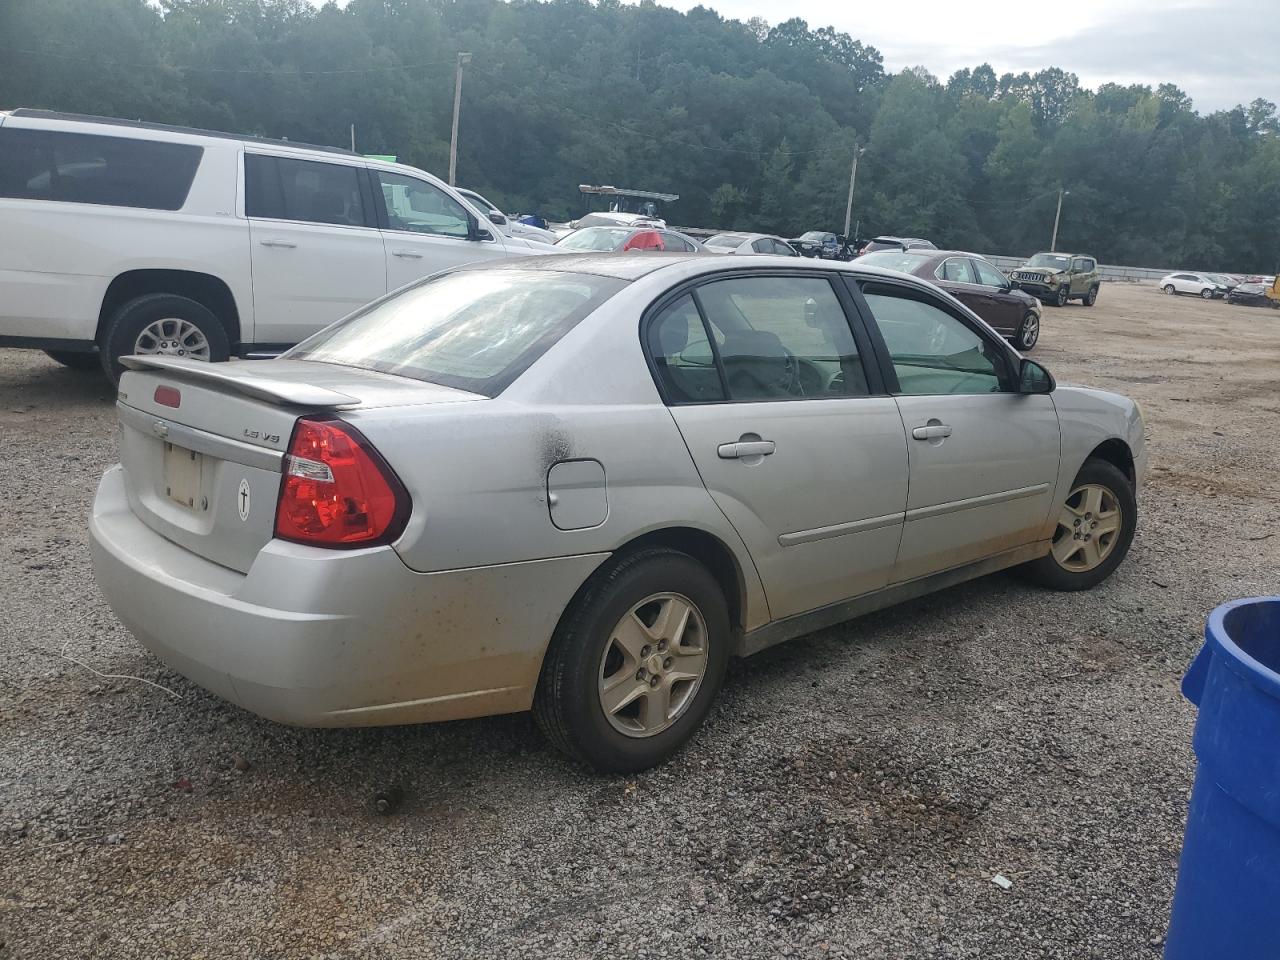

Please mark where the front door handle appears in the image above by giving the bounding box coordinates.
[392,249,424,259]
[718,440,776,459]
[912,423,953,441]
[259,239,297,249]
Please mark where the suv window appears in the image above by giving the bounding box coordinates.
[287,269,624,396]
[374,171,471,238]
[860,284,1009,396]
[0,127,202,211]
[971,259,1008,287]
[936,257,977,284]
[649,276,868,403]
[245,154,368,226]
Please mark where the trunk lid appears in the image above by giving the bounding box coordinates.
[114,357,480,572]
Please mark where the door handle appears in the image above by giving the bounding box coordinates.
[259,239,297,249]
[392,250,424,259]
[912,423,953,441]
[718,440,776,459]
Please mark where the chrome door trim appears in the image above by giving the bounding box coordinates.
[903,482,1050,523]
[778,511,905,547]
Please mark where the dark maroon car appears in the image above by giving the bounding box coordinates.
[857,249,1044,351]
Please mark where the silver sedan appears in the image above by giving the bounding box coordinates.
[703,232,799,256]
[91,254,1145,772]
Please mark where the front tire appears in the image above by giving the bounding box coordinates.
[1015,312,1041,351]
[1054,284,1069,307]
[534,548,730,773]
[100,293,230,386]
[1199,287,1213,300]
[1020,458,1137,591]
[44,349,101,372]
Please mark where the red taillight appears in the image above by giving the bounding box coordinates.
[274,417,409,548]
[154,385,181,408]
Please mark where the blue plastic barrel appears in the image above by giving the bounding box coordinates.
[1165,597,1280,959]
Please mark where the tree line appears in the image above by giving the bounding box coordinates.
[2,0,1278,271]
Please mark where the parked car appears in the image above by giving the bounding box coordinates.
[1010,253,1100,307]
[1205,273,1240,293]
[0,108,551,383]
[703,233,799,256]
[90,254,1145,772]
[1159,272,1228,299]
[858,248,1044,351]
[1227,281,1279,308]
[555,225,703,253]
[456,187,558,245]
[859,236,937,256]
[788,231,842,260]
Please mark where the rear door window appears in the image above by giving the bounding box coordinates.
[286,269,625,396]
[936,258,977,284]
[0,127,202,210]
[245,154,369,227]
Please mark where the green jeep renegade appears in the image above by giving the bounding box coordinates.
[1010,252,1100,307]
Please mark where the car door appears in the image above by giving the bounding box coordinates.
[244,152,387,346]
[647,274,909,619]
[852,279,1061,583]
[970,257,1022,334]
[370,168,511,291]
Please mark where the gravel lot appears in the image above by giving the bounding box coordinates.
[3,283,1278,960]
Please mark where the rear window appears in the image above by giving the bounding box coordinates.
[0,127,202,210]
[858,250,931,273]
[285,269,626,396]
[706,234,748,248]
[556,227,632,251]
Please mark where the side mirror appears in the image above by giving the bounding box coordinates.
[468,215,494,242]
[1019,358,1055,394]
[488,211,508,226]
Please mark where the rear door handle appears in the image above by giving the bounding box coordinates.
[392,250,424,259]
[259,239,297,249]
[717,440,776,459]
[912,423,953,441]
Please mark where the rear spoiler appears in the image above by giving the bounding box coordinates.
[119,356,360,409]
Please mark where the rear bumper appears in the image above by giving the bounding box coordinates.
[89,465,608,726]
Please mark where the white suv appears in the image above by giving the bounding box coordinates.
[0,109,551,382]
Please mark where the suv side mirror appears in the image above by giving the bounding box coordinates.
[488,211,508,226]
[1019,358,1055,394]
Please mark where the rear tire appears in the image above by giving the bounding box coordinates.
[43,349,101,372]
[1163,284,1176,295]
[100,293,230,386]
[1020,458,1137,592]
[534,548,730,773]
[1084,285,1099,306]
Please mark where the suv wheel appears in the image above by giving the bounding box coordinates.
[1084,285,1099,307]
[534,548,730,773]
[1019,458,1137,591]
[1163,284,1176,295]
[1015,312,1040,351]
[1199,287,1213,300]
[100,293,230,386]
[44,350,101,372]
[1054,285,1069,307]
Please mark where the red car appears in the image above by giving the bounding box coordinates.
[556,226,703,253]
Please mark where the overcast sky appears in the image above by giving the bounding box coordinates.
[627,0,1277,113]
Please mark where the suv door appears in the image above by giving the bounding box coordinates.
[970,257,1022,334]
[244,152,387,346]
[853,279,1061,582]
[370,169,510,291]
[647,274,909,619]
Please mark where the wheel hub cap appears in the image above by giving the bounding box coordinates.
[1051,483,1122,572]
[134,318,212,361]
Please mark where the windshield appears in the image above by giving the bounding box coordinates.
[858,250,931,274]
[1025,254,1071,270]
[556,227,632,251]
[286,270,626,396]
[706,234,748,248]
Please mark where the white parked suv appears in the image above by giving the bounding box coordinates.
[1158,272,1227,300]
[0,109,551,382]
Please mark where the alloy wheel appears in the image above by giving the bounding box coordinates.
[1050,483,1123,572]
[133,318,212,360]
[598,592,708,738]
[1019,313,1040,349]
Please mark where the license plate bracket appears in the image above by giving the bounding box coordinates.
[163,442,204,509]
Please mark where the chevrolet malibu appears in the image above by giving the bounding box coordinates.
[90,255,1145,772]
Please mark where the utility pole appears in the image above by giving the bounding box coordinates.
[350,123,356,153]
[1050,187,1069,252]
[843,143,866,240]
[448,52,472,187]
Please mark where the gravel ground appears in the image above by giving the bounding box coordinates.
[2,283,1278,959]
